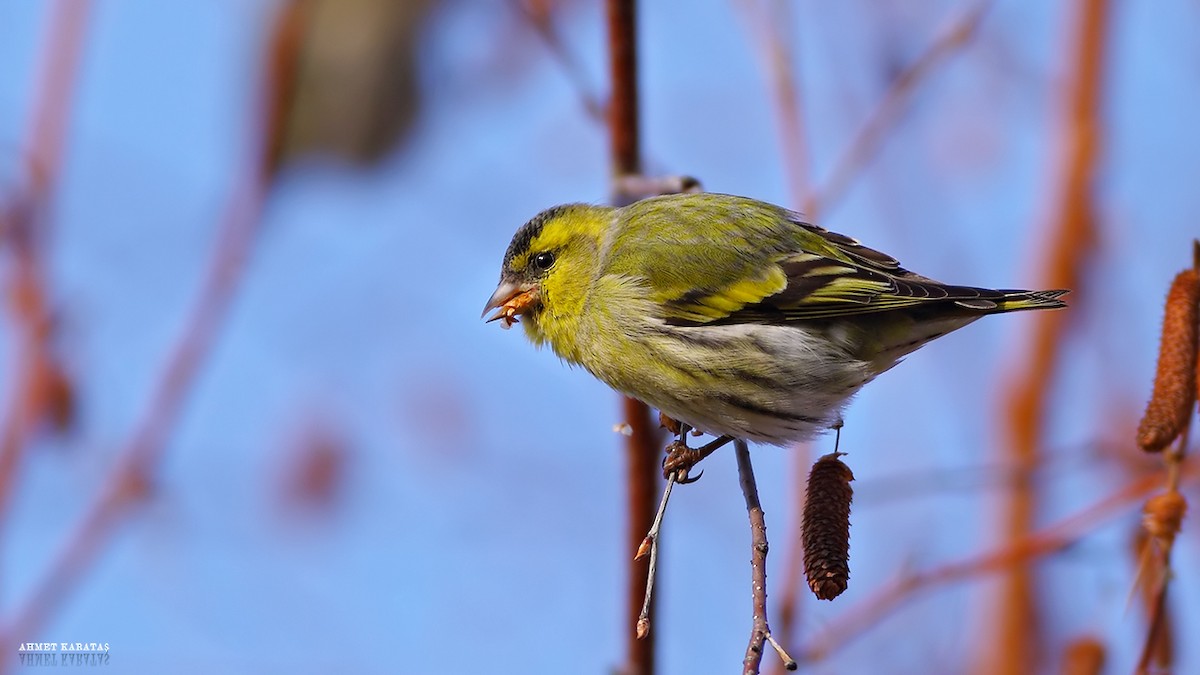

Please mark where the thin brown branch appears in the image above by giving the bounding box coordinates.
[736,441,796,674]
[511,0,605,122]
[1130,526,1174,671]
[727,20,820,656]
[988,0,1108,670]
[635,473,676,640]
[636,432,733,640]
[0,216,54,519]
[734,0,811,210]
[1136,581,1172,675]
[0,0,90,525]
[27,0,92,195]
[799,464,1194,665]
[809,0,992,217]
[0,1,303,656]
[1136,415,1190,674]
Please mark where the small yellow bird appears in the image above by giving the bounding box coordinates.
[483,193,1067,445]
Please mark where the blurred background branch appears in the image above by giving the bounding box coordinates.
[987,0,1107,671]
[0,0,300,664]
[0,0,1195,672]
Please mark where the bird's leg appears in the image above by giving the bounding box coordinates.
[657,413,711,483]
[662,434,735,483]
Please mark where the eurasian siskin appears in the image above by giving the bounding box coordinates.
[483,193,1067,445]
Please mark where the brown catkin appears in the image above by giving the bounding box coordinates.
[1137,267,1200,452]
[802,453,854,600]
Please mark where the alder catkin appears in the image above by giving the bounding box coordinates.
[1137,267,1200,453]
[802,453,854,601]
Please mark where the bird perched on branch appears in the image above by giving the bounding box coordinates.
[483,192,1067,446]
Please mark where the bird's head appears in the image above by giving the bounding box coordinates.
[483,204,608,341]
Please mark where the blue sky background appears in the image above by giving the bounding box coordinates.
[0,0,1198,672]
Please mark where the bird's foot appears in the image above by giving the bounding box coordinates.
[662,440,704,483]
[661,435,735,483]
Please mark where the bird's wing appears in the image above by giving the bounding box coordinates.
[656,219,1006,325]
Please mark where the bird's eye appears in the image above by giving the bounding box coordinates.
[532,251,556,271]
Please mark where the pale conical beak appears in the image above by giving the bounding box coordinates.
[482,281,520,319]
[482,281,538,328]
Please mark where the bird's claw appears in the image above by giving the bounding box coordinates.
[662,441,704,483]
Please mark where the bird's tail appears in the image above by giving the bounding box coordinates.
[970,289,1070,313]
[864,288,1068,371]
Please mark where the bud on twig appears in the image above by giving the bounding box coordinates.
[1137,248,1200,453]
[1143,491,1187,549]
[802,453,854,600]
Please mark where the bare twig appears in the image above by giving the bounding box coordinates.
[734,0,811,210]
[731,4,817,653]
[510,0,605,122]
[1135,487,1186,673]
[0,1,304,656]
[735,6,988,662]
[1130,527,1175,670]
[809,0,992,217]
[27,0,91,194]
[798,463,1193,665]
[0,0,90,525]
[735,440,797,674]
[636,432,734,640]
[612,174,702,203]
[1134,428,1189,674]
[987,0,1108,670]
[0,212,55,521]
[635,473,676,639]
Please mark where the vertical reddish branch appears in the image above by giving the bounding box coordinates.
[607,0,639,179]
[985,1,1108,673]
[606,2,659,674]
